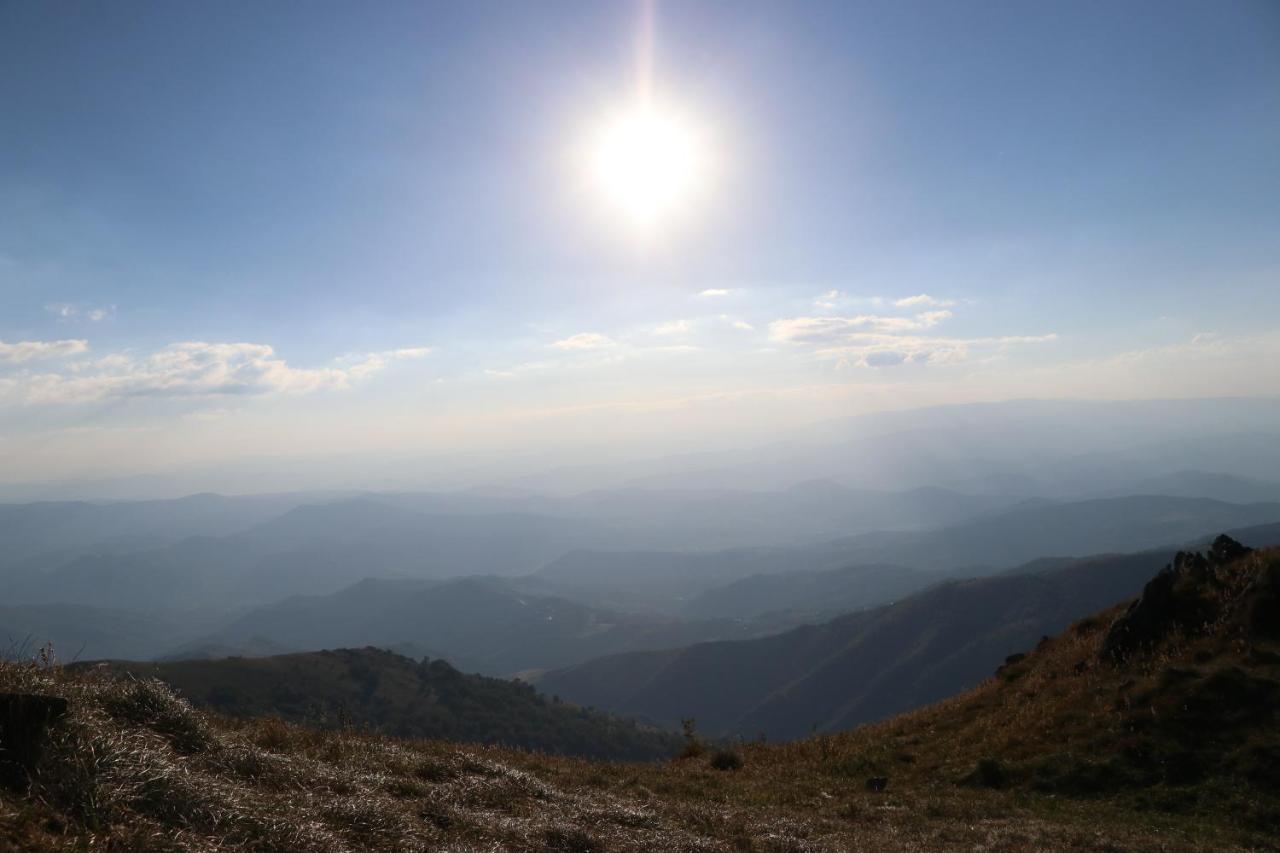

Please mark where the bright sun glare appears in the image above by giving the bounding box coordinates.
[587,101,711,234]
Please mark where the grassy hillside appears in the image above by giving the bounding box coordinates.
[79,647,682,761]
[1,540,1275,850]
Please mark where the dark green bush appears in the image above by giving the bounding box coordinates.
[710,749,744,771]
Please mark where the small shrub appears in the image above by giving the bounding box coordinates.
[710,749,744,771]
[678,717,705,759]
[961,758,1007,789]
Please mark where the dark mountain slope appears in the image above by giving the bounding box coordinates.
[680,562,929,620]
[80,647,681,761]
[537,549,1178,738]
[542,521,1280,740]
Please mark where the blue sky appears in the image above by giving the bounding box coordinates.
[1,1,1278,486]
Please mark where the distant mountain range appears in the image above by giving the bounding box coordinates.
[529,495,1280,613]
[171,575,771,676]
[537,523,1280,740]
[3,479,1278,673]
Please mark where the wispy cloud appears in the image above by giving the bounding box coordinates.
[803,332,1057,368]
[769,307,1053,368]
[720,315,754,332]
[342,346,433,380]
[652,319,691,336]
[550,332,614,350]
[0,338,90,363]
[0,341,430,404]
[893,294,955,308]
[45,302,116,323]
[698,288,731,297]
[814,289,842,309]
[769,311,952,344]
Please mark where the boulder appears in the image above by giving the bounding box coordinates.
[0,692,69,789]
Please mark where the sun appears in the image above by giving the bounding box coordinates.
[586,101,712,234]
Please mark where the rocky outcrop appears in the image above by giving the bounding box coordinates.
[1101,535,1253,662]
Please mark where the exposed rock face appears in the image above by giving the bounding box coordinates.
[1102,536,1253,662]
[0,693,69,789]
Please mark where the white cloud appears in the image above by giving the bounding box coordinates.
[769,311,952,345]
[769,306,1053,368]
[1190,331,1218,346]
[720,315,754,332]
[698,288,731,297]
[653,320,691,336]
[814,289,842,309]
[1,341,430,405]
[816,333,1058,369]
[894,294,955,308]
[0,338,89,363]
[343,346,433,380]
[550,332,614,350]
[45,302,116,322]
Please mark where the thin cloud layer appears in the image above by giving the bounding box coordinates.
[1,341,430,404]
[769,306,1053,368]
[0,338,90,363]
[769,311,952,344]
[46,303,116,323]
[894,294,955,308]
[550,332,614,350]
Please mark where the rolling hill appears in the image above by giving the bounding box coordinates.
[79,647,682,761]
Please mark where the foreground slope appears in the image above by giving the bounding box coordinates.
[1,540,1276,850]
